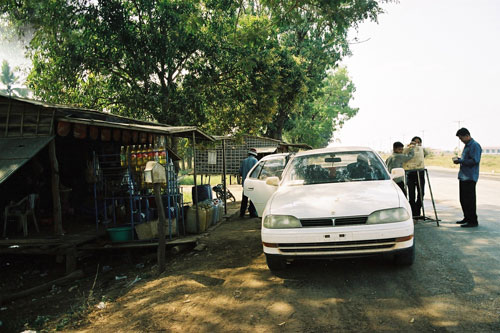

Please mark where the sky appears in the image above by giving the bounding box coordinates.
[334,0,500,152]
[1,1,499,152]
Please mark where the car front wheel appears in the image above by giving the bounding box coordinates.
[394,243,415,266]
[265,254,286,271]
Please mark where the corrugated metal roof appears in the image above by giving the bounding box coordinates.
[253,147,278,154]
[57,117,214,142]
[1,95,214,142]
[212,134,282,143]
[0,136,54,184]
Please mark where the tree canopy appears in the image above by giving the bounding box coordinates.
[1,0,388,148]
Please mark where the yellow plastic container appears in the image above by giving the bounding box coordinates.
[186,206,208,234]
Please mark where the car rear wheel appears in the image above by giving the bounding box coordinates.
[394,243,415,266]
[266,254,286,271]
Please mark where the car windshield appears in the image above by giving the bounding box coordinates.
[282,151,389,185]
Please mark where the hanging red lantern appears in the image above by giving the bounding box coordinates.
[113,128,121,141]
[101,128,111,141]
[122,130,131,144]
[89,126,99,140]
[57,121,71,137]
[73,123,87,139]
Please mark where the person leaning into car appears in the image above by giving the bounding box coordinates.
[239,148,259,218]
[453,127,482,228]
[385,141,415,197]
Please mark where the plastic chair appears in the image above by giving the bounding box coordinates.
[3,194,40,237]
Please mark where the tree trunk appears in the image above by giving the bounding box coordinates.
[187,148,193,169]
[266,109,287,140]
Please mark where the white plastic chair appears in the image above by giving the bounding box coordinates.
[3,194,40,237]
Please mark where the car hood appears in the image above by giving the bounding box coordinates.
[266,180,404,218]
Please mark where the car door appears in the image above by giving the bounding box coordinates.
[243,153,289,217]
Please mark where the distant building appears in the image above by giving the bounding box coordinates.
[483,147,500,155]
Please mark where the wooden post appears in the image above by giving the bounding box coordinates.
[192,131,199,233]
[65,247,77,274]
[222,138,227,215]
[154,183,166,274]
[49,139,63,235]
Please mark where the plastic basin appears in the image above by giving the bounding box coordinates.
[107,226,133,242]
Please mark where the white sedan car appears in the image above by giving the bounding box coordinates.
[244,147,414,271]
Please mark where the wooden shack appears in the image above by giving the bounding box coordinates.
[0,94,213,272]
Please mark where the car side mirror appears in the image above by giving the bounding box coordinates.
[391,168,405,182]
[265,176,280,186]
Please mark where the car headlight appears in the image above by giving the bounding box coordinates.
[366,208,410,224]
[263,215,302,229]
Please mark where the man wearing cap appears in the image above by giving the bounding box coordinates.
[239,148,259,218]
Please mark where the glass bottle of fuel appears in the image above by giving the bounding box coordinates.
[130,145,137,169]
[125,145,130,167]
[141,144,148,165]
[153,144,160,162]
[148,144,154,162]
[159,146,166,165]
[136,145,142,171]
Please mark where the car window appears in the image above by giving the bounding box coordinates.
[283,151,389,185]
[249,162,264,179]
[258,157,287,180]
[248,156,288,180]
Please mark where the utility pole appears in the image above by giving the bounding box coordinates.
[453,120,464,153]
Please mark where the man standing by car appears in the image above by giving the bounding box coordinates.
[453,128,482,228]
[239,148,258,218]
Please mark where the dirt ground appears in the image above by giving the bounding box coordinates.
[2,189,500,332]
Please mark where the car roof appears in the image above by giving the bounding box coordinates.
[258,152,291,161]
[292,146,377,157]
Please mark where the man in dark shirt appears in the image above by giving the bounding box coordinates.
[453,128,482,228]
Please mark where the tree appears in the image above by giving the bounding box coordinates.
[1,0,387,142]
[283,67,359,148]
[0,59,29,97]
[262,0,384,140]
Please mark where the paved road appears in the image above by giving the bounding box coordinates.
[424,166,500,224]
